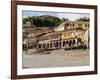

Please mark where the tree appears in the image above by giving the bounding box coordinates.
[76,17,89,22]
[23,15,63,27]
[62,18,69,21]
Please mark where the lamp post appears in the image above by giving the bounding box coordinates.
[24,39,28,54]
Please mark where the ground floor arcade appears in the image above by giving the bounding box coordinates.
[23,37,87,51]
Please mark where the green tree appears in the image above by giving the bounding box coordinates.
[23,15,63,27]
[76,17,89,22]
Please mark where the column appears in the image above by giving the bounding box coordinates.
[67,40,69,48]
[41,44,43,50]
[49,43,50,49]
[75,38,78,46]
[61,40,63,48]
[52,42,54,49]
[58,41,60,48]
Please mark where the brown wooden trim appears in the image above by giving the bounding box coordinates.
[94,6,98,74]
[16,71,96,79]
[14,1,97,9]
[11,1,97,79]
[11,1,17,79]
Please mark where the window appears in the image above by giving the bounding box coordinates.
[53,36,55,39]
[70,23,71,26]
[73,24,75,26]
[78,24,82,26]
[65,23,69,26]
[88,24,89,27]
[56,35,58,38]
[85,24,87,27]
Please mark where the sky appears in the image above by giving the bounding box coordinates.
[22,10,90,21]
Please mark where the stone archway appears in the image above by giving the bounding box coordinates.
[55,42,57,47]
[68,40,73,47]
[77,37,82,45]
[59,41,61,48]
[63,41,66,47]
[66,40,68,44]
[72,39,76,46]
[50,42,52,48]
[47,43,49,49]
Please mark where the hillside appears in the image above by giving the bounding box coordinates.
[23,15,63,27]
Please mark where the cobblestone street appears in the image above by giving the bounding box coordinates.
[22,49,89,68]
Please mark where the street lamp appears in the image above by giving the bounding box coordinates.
[23,39,28,54]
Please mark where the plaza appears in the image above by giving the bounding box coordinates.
[23,49,89,68]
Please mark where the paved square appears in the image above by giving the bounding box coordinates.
[22,49,89,68]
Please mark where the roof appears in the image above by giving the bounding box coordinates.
[64,20,89,24]
[39,31,62,38]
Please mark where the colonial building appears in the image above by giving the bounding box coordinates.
[23,20,89,51]
[54,21,89,31]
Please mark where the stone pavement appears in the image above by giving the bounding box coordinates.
[22,49,89,68]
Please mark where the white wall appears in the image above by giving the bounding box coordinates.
[0,0,100,80]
